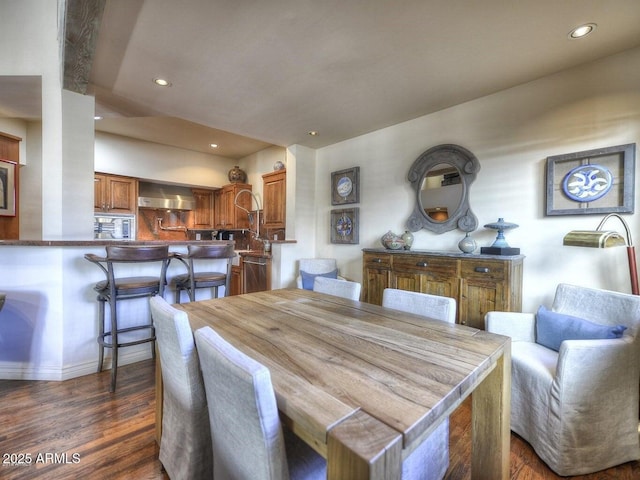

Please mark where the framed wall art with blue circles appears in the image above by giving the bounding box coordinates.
[545,143,635,216]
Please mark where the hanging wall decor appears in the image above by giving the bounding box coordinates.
[545,143,635,216]
[331,166,360,205]
[330,207,359,244]
[0,159,16,216]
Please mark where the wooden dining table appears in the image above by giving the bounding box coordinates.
[162,288,511,479]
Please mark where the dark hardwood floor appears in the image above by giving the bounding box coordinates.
[1,359,638,479]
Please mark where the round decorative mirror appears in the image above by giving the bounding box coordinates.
[406,144,480,234]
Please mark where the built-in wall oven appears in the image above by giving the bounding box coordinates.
[94,214,136,240]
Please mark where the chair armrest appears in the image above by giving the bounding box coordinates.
[84,253,108,276]
[171,252,189,271]
[554,337,638,407]
[485,311,536,342]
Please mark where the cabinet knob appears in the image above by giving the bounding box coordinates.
[475,267,490,273]
[373,258,382,263]
[416,262,428,267]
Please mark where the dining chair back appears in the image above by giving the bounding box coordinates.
[172,243,236,303]
[149,296,212,480]
[194,326,326,480]
[382,288,456,324]
[313,276,361,301]
[382,288,454,480]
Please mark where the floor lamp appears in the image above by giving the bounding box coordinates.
[563,213,639,295]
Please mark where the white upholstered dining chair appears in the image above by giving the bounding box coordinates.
[485,283,640,475]
[194,326,326,480]
[149,296,212,480]
[382,288,457,324]
[382,288,455,480]
[313,276,362,301]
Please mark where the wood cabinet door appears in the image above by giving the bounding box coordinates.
[94,174,107,211]
[230,265,242,296]
[459,259,507,329]
[262,170,286,229]
[192,189,214,228]
[213,189,224,228]
[391,255,459,305]
[107,176,137,213]
[362,253,391,305]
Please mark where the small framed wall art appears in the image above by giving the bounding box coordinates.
[545,143,635,216]
[331,166,360,205]
[331,207,359,244]
[0,159,16,216]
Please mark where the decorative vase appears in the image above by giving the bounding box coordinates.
[273,160,285,171]
[381,230,396,247]
[381,230,404,250]
[401,230,414,250]
[228,165,247,183]
[458,232,477,254]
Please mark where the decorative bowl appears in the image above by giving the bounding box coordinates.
[384,239,405,250]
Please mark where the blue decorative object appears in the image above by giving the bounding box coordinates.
[481,218,520,255]
[300,269,338,290]
[562,164,613,202]
[535,305,627,352]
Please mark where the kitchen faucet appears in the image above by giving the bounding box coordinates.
[234,189,262,239]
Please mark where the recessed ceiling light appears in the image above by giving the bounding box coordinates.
[569,23,596,39]
[308,131,318,136]
[210,143,218,148]
[94,115,103,120]
[153,78,172,87]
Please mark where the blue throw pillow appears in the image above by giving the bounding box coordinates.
[535,305,627,352]
[300,269,338,290]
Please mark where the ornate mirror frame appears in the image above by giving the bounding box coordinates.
[406,144,481,234]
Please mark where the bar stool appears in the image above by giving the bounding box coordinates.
[85,245,170,392]
[172,243,236,303]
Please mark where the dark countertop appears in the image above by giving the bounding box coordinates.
[362,247,525,260]
[0,240,235,247]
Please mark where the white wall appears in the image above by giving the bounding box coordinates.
[314,46,640,311]
[95,131,237,188]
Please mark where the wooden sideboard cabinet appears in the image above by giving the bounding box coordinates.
[362,249,524,329]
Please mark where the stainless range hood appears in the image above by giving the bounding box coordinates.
[138,182,196,210]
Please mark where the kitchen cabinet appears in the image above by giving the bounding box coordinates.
[192,188,215,228]
[262,170,286,230]
[362,249,523,329]
[214,183,252,229]
[230,265,242,296]
[94,173,137,214]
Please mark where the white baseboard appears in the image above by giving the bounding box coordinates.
[0,350,153,381]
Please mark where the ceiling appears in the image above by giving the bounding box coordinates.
[8,1,640,160]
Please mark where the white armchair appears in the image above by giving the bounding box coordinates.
[296,258,346,289]
[486,283,640,476]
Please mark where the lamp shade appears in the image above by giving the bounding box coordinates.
[563,230,626,248]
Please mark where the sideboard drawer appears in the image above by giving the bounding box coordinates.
[364,253,392,269]
[461,260,506,281]
[393,255,458,276]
